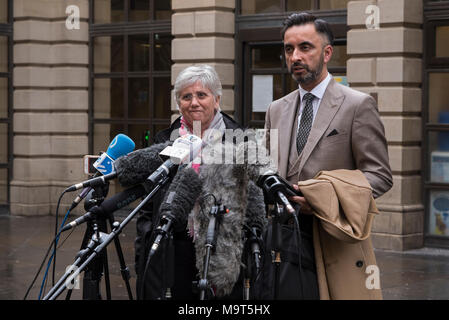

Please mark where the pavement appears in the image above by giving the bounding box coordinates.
[2,214,449,300]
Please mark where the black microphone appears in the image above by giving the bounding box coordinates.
[65,172,117,193]
[205,202,228,249]
[248,227,261,272]
[69,182,97,211]
[60,209,96,232]
[256,171,301,214]
[245,180,267,232]
[148,167,203,258]
[244,180,267,274]
[61,184,147,232]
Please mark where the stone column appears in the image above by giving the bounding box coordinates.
[347,0,423,250]
[171,0,235,121]
[11,0,89,216]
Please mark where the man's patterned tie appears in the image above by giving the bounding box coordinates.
[296,93,315,155]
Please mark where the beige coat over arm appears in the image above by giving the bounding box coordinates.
[298,169,382,299]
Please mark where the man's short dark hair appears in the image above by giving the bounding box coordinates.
[281,12,334,47]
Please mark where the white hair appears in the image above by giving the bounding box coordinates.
[174,64,222,110]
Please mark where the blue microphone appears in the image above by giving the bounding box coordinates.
[93,134,136,175]
[69,134,135,208]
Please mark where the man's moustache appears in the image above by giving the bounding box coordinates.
[291,62,309,71]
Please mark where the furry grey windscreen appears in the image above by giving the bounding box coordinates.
[193,162,267,297]
[114,141,170,187]
[159,167,203,232]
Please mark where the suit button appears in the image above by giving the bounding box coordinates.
[356,260,364,268]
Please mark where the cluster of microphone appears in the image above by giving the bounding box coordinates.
[60,131,301,298]
[148,167,203,259]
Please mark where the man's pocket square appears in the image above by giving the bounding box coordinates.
[327,129,339,137]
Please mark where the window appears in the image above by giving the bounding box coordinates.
[238,0,349,14]
[94,0,125,23]
[90,0,172,159]
[436,26,449,58]
[424,1,449,246]
[241,0,283,14]
[94,0,171,23]
[0,0,11,213]
[0,0,7,23]
[287,1,314,12]
[319,0,350,10]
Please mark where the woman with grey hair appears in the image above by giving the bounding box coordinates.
[173,64,228,141]
[135,64,244,300]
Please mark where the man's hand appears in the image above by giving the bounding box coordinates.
[289,184,314,215]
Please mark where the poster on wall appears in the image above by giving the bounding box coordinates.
[333,75,348,86]
[429,191,449,236]
[252,75,273,113]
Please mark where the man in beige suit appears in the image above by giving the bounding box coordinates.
[262,13,392,299]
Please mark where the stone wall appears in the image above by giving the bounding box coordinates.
[347,0,424,250]
[11,0,89,216]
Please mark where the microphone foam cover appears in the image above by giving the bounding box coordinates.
[159,167,202,230]
[244,180,267,232]
[115,142,170,187]
[106,134,136,160]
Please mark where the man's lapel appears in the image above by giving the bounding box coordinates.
[297,79,345,175]
[279,90,300,178]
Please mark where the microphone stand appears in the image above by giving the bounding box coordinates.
[242,226,261,300]
[64,181,134,300]
[62,181,110,300]
[243,235,252,301]
[43,175,170,300]
[74,205,134,300]
[198,202,226,300]
[78,183,112,300]
[270,204,283,300]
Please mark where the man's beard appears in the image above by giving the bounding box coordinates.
[289,52,325,86]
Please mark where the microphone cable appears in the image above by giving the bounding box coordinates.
[52,190,68,286]
[198,193,217,215]
[23,234,57,300]
[39,205,72,300]
[23,202,72,300]
[291,209,305,300]
[41,227,75,298]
